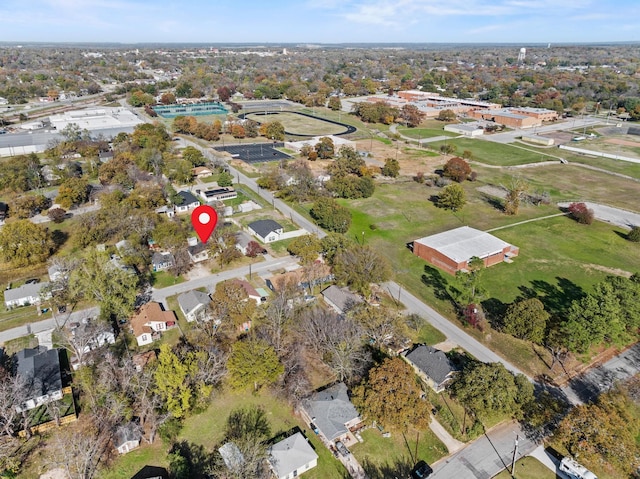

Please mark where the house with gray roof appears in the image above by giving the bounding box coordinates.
[5,282,51,308]
[234,231,254,256]
[248,219,283,243]
[16,347,63,412]
[174,190,200,214]
[178,290,211,322]
[268,431,318,479]
[151,251,175,272]
[403,344,458,393]
[300,382,361,444]
[321,285,362,315]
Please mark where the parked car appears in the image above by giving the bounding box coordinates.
[335,441,350,457]
[411,460,433,479]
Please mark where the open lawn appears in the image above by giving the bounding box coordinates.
[104,388,347,479]
[338,176,640,377]
[398,126,458,139]
[244,111,348,136]
[98,441,169,479]
[350,427,447,477]
[180,388,347,479]
[428,138,555,166]
[492,456,556,479]
[474,163,640,212]
[151,271,184,288]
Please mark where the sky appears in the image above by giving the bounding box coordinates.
[1,0,639,44]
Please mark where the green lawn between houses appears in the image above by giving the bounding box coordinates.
[102,387,448,479]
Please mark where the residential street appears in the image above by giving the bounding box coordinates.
[150,255,299,306]
[0,306,99,345]
[431,421,535,479]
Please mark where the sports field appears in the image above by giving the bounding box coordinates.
[244,111,351,136]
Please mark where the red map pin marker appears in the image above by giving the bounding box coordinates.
[191,205,218,243]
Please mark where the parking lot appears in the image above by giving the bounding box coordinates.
[212,142,292,163]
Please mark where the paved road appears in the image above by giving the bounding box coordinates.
[151,255,299,306]
[558,201,640,230]
[383,281,527,377]
[0,306,99,345]
[431,421,535,479]
[482,117,603,144]
[564,343,640,404]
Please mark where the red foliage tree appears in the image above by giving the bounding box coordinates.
[568,202,595,225]
[246,241,266,258]
[443,157,472,183]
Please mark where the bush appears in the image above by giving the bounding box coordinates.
[628,226,640,242]
[567,202,594,225]
[47,208,66,223]
[414,172,425,184]
[443,157,472,183]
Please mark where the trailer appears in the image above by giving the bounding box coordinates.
[559,456,598,479]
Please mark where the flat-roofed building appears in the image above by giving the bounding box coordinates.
[469,109,541,128]
[509,107,559,122]
[413,226,519,275]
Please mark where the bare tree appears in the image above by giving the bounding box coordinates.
[297,307,369,383]
[57,319,113,369]
[0,369,29,437]
[46,418,112,479]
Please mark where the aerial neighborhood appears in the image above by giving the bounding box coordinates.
[0,29,639,479]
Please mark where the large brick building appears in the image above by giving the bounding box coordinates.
[469,109,541,128]
[412,226,519,275]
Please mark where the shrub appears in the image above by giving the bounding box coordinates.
[443,157,472,183]
[628,226,640,242]
[567,202,594,225]
[414,172,425,184]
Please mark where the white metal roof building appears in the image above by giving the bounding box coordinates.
[413,226,519,275]
[49,107,143,132]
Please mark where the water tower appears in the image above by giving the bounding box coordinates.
[517,47,526,63]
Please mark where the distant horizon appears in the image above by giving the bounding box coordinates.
[1,40,639,49]
[1,0,638,45]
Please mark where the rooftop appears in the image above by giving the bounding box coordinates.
[268,432,318,478]
[16,347,62,399]
[405,344,457,385]
[177,289,210,316]
[414,226,515,263]
[302,382,359,442]
[248,219,283,238]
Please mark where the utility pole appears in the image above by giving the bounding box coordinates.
[510,434,519,478]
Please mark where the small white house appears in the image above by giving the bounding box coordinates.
[268,432,318,479]
[5,282,51,308]
[174,190,200,214]
[178,290,211,322]
[248,219,284,243]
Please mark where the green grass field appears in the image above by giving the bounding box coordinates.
[336,175,640,377]
[244,111,348,136]
[492,456,556,479]
[428,138,555,166]
[103,388,347,479]
[398,126,458,139]
[350,427,447,477]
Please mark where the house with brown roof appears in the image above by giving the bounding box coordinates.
[233,279,266,304]
[192,166,214,179]
[130,302,177,347]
